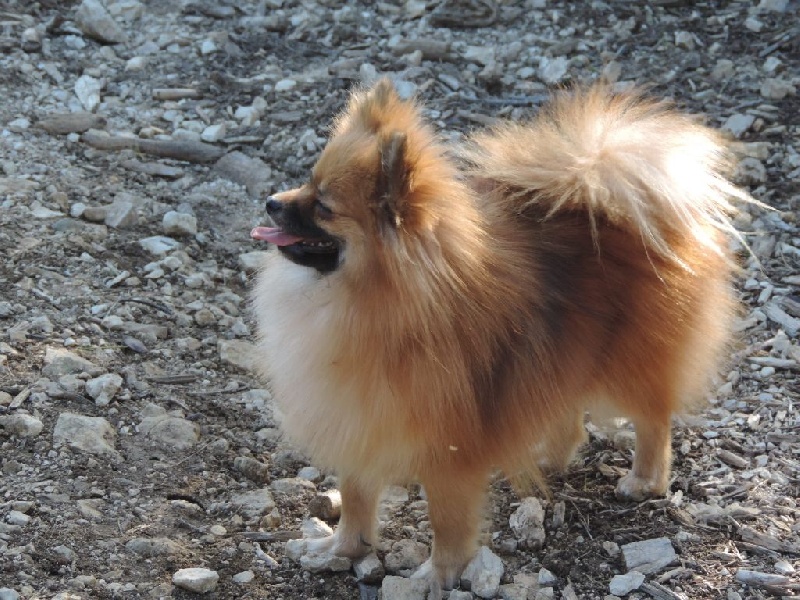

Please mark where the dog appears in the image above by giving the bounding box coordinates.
[251,79,751,591]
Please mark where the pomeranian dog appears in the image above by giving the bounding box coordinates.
[251,79,751,591]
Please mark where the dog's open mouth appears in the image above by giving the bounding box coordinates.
[251,226,341,273]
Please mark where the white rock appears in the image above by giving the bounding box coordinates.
[172,567,219,593]
[760,78,796,100]
[232,570,255,583]
[6,510,30,526]
[538,567,557,586]
[139,408,199,450]
[461,546,504,599]
[509,497,546,548]
[104,200,137,228]
[85,373,123,406]
[775,560,795,575]
[274,79,297,92]
[53,413,118,457]
[284,538,307,561]
[0,413,44,437]
[621,538,677,574]
[463,45,496,66]
[722,114,755,138]
[609,571,645,595]
[163,211,197,236]
[0,588,20,600]
[231,488,276,518]
[385,539,429,572]
[125,56,147,71]
[354,552,385,583]
[270,477,316,495]
[75,0,127,44]
[219,339,257,372]
[674,31,694,50]
[301,517,333,539]
[201,123,226,143]
[497,583,528,600]
[755,0,789,11]
[200,38,217,55]
[380,575,429,600]
[75,75,103,112]
[139,235,181,255]
[539,56,569,84]
[300,552,351,573]
[70,202,87,218]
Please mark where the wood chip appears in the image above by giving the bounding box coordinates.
[640,581,686,600]
[735,568,790,587]
[37,112,107,135]
[121,159,183,179]
[740,526,800,554]
[308,490,342,521]
[152,88,202,101]
[391,39,451,60]
[82,130,224,163]
[717,449,750,469]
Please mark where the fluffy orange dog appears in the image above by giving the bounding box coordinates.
[251,80,750,590]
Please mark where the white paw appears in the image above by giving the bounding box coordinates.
[615,472,663,501]
[411,560,444,600]
[305,530,371,559]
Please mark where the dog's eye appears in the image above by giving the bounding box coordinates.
[315,200,334,220]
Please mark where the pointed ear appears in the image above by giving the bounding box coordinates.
[376,131,409,229]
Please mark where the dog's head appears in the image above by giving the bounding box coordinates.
[251,79,464,276]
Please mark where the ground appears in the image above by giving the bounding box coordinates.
[0,1,798,599]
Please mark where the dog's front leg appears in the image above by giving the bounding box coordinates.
[413,470,488,591]
[306,475,381,558]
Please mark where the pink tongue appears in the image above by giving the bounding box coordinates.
[251,227,304,246]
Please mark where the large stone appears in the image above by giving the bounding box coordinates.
[139,405,199,450]
[231,488,276,518]
[172,568,219,593]
[380,576,429,600]
[53,413,118,458]
[42,347,101,378]
[85,373,123,406]
[509,497,546,548]
[609,571,645,595]
[75,0,127,43]
[0,413,44,438]
[621,537,677,574]
[162,211,197,236]
[461,546,504,599]
[219,339,256,372]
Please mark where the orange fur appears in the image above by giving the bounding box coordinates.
[252,79,748,591]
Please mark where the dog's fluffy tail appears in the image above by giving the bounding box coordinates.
[463,86,757,262]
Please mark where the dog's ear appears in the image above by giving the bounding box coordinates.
[376,131,409,229]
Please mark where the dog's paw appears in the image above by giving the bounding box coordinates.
[305,530,371,559]
[411,560,444,600]
[411,558,462,593]
[615,472,666,501]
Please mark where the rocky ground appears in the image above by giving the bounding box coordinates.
[0,0,799,599]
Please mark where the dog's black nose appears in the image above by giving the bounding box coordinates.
[265,197,283,216]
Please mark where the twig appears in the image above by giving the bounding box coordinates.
[241,530,303,542]
[82,130,224,163]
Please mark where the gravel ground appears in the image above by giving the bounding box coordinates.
[0,1,798,599]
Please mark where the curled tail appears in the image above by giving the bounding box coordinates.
[463,85,757,262]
